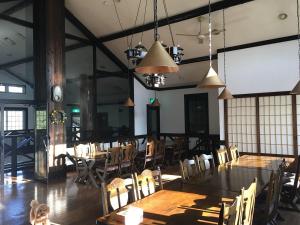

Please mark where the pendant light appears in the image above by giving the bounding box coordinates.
[135,0,179,74]
[291,0,300,94]
[218,8,233,99]
[152,91,160,107]
[197,0,225,89]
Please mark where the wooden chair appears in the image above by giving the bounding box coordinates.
[179,158,200,182]
[133,169,163,200]
[120,144,134,175]
[218,195,242,225]
[154,140,166,167]
[142,139,156,169]
[101,178,129,216]
[241,178,257,225]
[229,145,240,161]
[217,148,229,165]
[73,156,89,183]
[74,143,90,157]
[281,155,300,211]
[96,147,121,182]
[195,153,215,172]
[173,137,186,161]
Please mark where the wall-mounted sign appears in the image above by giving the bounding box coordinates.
[71,108,80,113]
[149,98,155,104]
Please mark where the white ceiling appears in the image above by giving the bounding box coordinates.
[66,0,298,87]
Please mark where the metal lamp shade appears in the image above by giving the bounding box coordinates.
[135,41,179,74]
[152,98,160,107]
[218,87,234,99]
[197,67,225,88]
[291,80,300,94]
[123,97,135,107]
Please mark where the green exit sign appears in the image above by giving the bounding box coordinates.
[71,108,80,113]
[149,98,155,104]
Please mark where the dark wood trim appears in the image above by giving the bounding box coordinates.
[224,100,229,148]
[239,152,294,158]
[218,35,298,53]
[181,54,217,65]
[154,84,197,91]
[0,99,35,104]
[65,33,91,44]
[147,104,160,138]
[3,68,34,88]
[292,95,298,157]
[0,13,33,28]
[95,70,128,79]
[98,0,253,42]
[255,97,261,155]
[1,0,32,15]
[0,56,33,70]
[233,91,291,98]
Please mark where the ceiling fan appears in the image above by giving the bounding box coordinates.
[176,16,225,44]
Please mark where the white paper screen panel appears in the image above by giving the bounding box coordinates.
[296,95,300,155]
[227,97,257,153]
[259,96,293,155]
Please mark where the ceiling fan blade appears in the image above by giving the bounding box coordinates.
[176,33,198,37]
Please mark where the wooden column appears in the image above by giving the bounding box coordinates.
[34,0,66,181]
[292,95,298,157]
[224,100,229,148]
[255,97,261,155]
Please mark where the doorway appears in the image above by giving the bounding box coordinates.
[147,105,160,139]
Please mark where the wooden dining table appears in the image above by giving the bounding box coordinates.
[96,154,289,225]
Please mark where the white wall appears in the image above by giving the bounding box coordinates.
[134,78,154,135]
[157,88,220,135]
[218,40,299,139]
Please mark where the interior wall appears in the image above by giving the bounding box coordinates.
[157,88,220,135]
[218,40,299,140]
[134,78,154,135]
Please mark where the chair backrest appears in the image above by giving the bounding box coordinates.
[229,145,239,161]
[107,147,121,166]
[218,195,242,225]
[196,153,215,171]
[101,178,129,215]
[136,169,156,197]
[146,140,155,158]
[217,148,229,165]
[155,140,166,157]
[121,144,134,163]
[241,178,257,225]
[180,158,199,181]
[265,171,277,217]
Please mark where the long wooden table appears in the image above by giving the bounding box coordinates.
[96,155,288,225]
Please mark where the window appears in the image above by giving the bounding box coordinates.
[8,85,25,93]
[4,109,27,131]
[36,110,47,130]
[0,85,5,92]
[185,93,209,135]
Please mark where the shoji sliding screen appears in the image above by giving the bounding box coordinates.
[259,96,293,155]
[226,93,296,156]
[227,97,257,153]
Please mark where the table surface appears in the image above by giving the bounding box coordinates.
[96,155,288,225]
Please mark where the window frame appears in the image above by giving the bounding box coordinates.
[4,107,28,131]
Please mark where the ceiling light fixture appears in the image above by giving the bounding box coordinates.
[197,0,225,89]
[291,0,300,94]
[135,0,179,74]
[218,8,233,100]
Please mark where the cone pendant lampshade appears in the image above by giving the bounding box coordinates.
[291,80,300,94]
[152,98,160,107]
[218,87,234,99]
[135,41,179,74]
[197,67,225,88]
[123,97,135,107]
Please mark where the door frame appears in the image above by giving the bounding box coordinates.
[147,104,160,139]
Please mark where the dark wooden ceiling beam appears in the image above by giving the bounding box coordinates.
[1,0,32,15]
[98,0,254,42]
[181,54,218,65]
[0,56,33,70]
[95,70,128,79]
[0,13,33,28]
[3,68,34,88]
[65,33,91,44]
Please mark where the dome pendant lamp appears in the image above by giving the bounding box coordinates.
[291,0,300,94]
[218,8,233,99]
[198,0,225,89]
[135,0,179,74]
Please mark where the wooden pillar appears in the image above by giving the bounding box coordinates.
[255,97,261,155]
[33,0,66,181]
[224,100,229,148]
[292,95,298,157]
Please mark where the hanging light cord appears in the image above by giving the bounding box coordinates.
[140,0,148,43]
[163,0,175,46]
[297,0,300,80]
[154,0,159,41]
[208,0,212,68]
[113,0,142,48]
[223,8,227,84]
